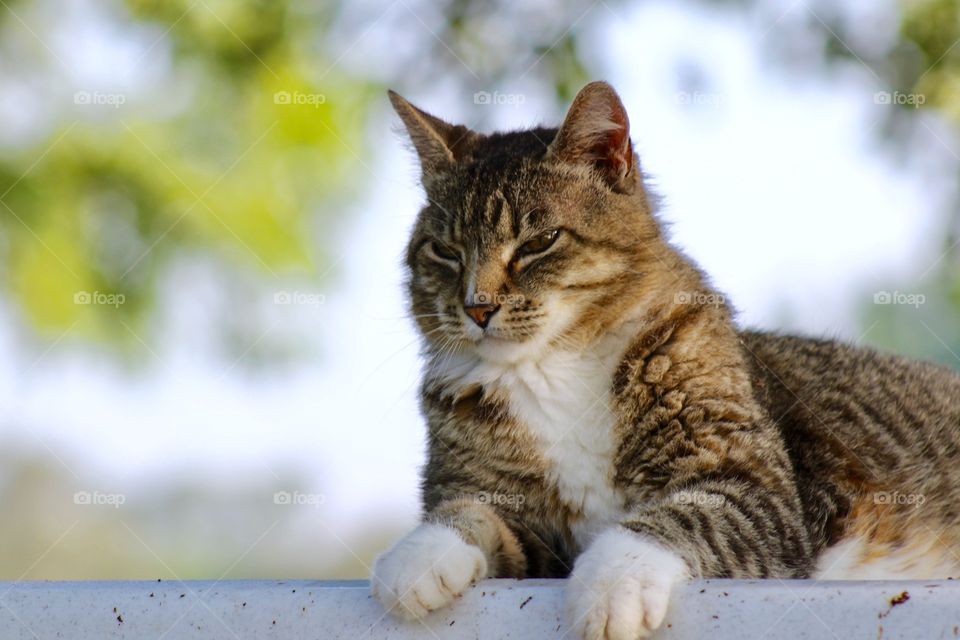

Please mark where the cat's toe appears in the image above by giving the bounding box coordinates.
[566,527,688,640]
[371,523,487,620]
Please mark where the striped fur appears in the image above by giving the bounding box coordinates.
[373,83,960,637]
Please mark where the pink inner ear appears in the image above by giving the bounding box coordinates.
[582,116,632,181]
[603,119,633,177]
[580,103,633,177]
[550,82,636,190]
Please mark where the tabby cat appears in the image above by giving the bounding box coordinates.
[370,81,960,639]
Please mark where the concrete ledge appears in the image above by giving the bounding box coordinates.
[1,578,958,639]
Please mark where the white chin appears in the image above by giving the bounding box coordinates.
[474,335,536,364]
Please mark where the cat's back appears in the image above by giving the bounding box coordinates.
[740,330,960,446]
[740,329,960,578]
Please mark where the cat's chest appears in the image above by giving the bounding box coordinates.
[502,354,625,545]
[440,341,631,548]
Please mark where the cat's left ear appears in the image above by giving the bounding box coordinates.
[388,90,480,184]
[547,81,637,194]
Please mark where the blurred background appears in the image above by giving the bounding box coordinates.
[0,0,957,581]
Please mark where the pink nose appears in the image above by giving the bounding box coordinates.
[464,303,500,328]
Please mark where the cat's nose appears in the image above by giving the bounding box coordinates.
[463,303,500,329]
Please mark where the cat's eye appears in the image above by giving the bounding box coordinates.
[517,229,560,257]
[429,241,460,263]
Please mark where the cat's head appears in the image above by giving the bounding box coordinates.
[392,82,670,364]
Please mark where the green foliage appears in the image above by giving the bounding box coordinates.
[0,0,372,349]
[903,0,960,122]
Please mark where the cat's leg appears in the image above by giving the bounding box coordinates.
[371,498,525,620]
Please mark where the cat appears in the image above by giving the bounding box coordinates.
[370,80,960,639]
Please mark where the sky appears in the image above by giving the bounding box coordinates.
[0,0,954,557]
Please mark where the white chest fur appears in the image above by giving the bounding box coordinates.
[432,326,638,549]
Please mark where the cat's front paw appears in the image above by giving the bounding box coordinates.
[371,523,488,620]
[566,527,689,640]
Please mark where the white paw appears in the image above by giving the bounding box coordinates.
[371,523,487,620]
[567,527,689,640]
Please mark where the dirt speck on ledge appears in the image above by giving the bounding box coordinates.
[879,591,911,619]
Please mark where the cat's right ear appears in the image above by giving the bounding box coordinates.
[388,90,479,183]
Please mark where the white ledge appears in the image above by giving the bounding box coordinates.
[1,579,957,639]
